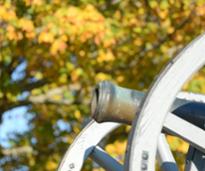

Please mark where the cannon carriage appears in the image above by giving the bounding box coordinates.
[58,34,205,171]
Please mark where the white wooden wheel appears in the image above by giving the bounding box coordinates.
[58,34,205,171]
[58,120,121,171]
[125,34,205,171]
[58,120,178,171]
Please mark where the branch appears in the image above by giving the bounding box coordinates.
[0,86,75,120]
[2,146,33,156]
[7,79,48,94]
[0,100,31,122]
[28,86,73,105]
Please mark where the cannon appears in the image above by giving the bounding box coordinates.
[58,34,205,171]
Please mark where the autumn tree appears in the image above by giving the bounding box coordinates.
[1,0,205,170]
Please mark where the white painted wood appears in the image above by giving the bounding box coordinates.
[58,120,120,171]
[178,91,205,103]
[58,119,191,171]
[157,134,178,171]
[125,34,205,171]
[164,114,205,153]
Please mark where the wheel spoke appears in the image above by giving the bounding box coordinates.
[164,114,205,153]
[157,134,178,171]
[90,146,123,171]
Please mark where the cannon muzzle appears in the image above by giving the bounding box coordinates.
[91,81,205,130]
[91,81,144,124]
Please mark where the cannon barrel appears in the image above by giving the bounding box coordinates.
[91,81,205,130]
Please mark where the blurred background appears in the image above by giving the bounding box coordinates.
[1,0,205,170]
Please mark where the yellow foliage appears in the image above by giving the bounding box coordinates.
[105,140,127,158]
[0,91,3,98]
[0,5,16,21]
[71,68,83,82]
[53,5,110,45]
[6,25,23,41]
[26,31,36,39]
[19,18,34,32]
[74,110,81,120]
[35,72,43,79]
[45,160,58,170]
[134,38,143,46]
[6,25,16,39]
[161,19,171,29]
[66,62,74,71]
[79,50,86,57]
[138,8,145,15]
[60,35,68,42]
[183,73,205,93]
[175,34,183,42]
[38,32,54,43]
[176,141,189,154]
[196,5,205,16]
[160,45,169,53]
[50,39,67,55]
[97,50,115,63]
[116,75,124,83]
[52,0,61,4]
[166,135,189,154]
[167,26,174,34]
[24,0,43,6]
[149,1,158,8]
[158,10,168,20]
[59,74,67,84]
[73,126,80,133]
[51,94,62,101]
[31,88,42,95]
[28,157,36,166]
[6,92,16,102]
[95,73,111,82]
[93,168,104,171]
